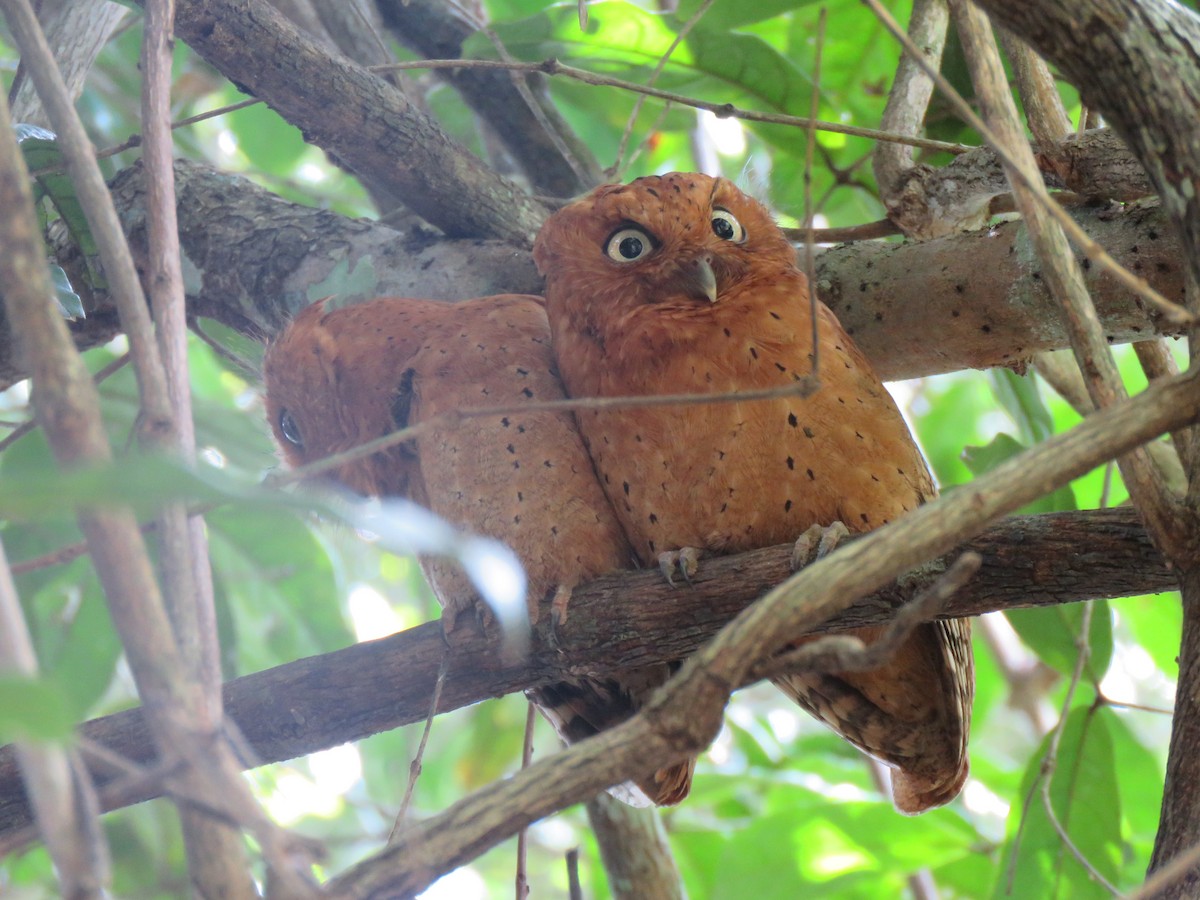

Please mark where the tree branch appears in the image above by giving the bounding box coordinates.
[2,157,1183,392]
[133,0,548,243]
[0,506,1177,848]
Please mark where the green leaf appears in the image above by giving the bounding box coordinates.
[19,134,106,291]
[992,706,1123,898]
[962,432,1077,514]
[49,264,85,320]
[990,369,1055,444]
[1007,601,1113,682]
[0,676,76,742]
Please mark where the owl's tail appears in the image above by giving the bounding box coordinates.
[772,618,973,815]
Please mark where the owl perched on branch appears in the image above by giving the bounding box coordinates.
[262,294,694,805]
[534,173,973,814]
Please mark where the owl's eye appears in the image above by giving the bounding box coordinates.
[711,208,747,243]
[278,409,303,448]
[604,227,655,262]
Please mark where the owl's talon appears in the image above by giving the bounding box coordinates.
[658,547,702,586]
[790,521,851,571]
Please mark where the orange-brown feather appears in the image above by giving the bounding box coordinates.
[536,173,973,814]
[263,294,694,805]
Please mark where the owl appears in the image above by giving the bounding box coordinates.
[262,294,694,805]
[534,173,973,814]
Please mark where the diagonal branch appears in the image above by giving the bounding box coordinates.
[330,365,1200,897]
[0,505,1181,848]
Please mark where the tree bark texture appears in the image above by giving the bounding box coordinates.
[0,507,1176,848]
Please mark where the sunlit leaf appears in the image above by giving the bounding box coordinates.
[0,676,76,742]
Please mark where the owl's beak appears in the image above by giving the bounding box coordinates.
[672,256,718,303]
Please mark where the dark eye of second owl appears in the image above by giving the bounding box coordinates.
[604,226,654,262]
[279,409,303,448]
[711,208,746,243]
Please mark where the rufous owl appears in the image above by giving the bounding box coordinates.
[534,173,973,814]
[262,294,693,805]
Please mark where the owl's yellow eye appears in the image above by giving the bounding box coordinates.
[278,409,303,448]
[711,208,746,243]
[604,227,655,262]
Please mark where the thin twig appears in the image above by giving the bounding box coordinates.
[514,701,536,900]
[802,9,826,387]
[608,0,714,178]
[370,57,971,155]
[390,650,450,842]
[0,353,130,455]
[270,376,820,487]
[861,0,1191,327]
[566,847,583,900]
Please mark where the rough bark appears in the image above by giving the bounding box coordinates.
[0,507,1175,847]
[132,0,549,243]
[375,0,601,197]
[0,158,1183,391]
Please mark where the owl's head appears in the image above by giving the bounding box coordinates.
[263,297,424,498]
[533,173,797,323]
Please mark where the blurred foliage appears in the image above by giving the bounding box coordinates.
[0,1,1185,898]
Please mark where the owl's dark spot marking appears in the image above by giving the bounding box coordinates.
[623,481,631,495]
[788,413,798,427]
[803,426,815,439]
[647,187,659,198]
[837,397,845,405]
[724,327,732,337]
[786,456,795,470]
[951,309,961,318]
[749,346,759,359]
[860,512,870,524]
[775,362,787,373]
[516,367,529,376]
[635,434,643,442]
[954,283,965,294]
[1082,258,1092,270]
[874,312,883,322]
[506,443,516,454]
[855,431,864,440]
[603,473,611,484]
[501,417,511,427]
[718,450,726,460]
[981,324,992,334]
[513,515,521,524]
[521,387,534,398]
[517,425,526,433]
[551,525,558,535]
[728,486,735,496]
[870,474,880,482]
[769,311,781,320]
[897,467,906,475]
[649,513,658,524]
[720,502,728,512]
[543,459,553,468]
[513,461,520,469]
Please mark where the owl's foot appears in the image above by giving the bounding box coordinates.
[790,521,850,571]
[658,546,703,586]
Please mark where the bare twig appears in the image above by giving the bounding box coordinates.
[390,651,450,842]
[514,701,536,900]
[372,57,971,155]
[861,0,1190,326]
[608,0,714,178]
[803,8,826,385]
[0,536,109,897]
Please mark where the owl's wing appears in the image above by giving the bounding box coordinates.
[773,616,973,814]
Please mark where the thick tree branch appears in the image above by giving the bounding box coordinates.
[374,0,601,197]
[0,506,1177,847]
[2,158,1182,392]
[331,364,1200,898]
[132,0,548,243]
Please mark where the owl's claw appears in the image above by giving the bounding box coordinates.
[658,547,702,586]
[791,521,851,571]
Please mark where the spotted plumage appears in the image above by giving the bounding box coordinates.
[262,294,693,805]
[535,173,973,813]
